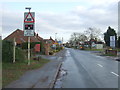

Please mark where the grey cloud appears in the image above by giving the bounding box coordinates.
[2,1,118,41]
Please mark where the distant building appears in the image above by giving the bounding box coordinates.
[4,29,43,46]
[43,36,55,45]
[83,40,104,49]
[95,41,104,49]
[43,37,56,55]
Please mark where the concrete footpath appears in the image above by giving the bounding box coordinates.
[5,49,66,88]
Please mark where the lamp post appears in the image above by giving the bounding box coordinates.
[55,33,57,52]
[55,33,57,42]
[25,7,31,12]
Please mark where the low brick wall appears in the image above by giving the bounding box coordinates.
[105,50,117,56]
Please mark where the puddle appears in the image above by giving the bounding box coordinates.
[65,50,71,57]
[54,66,67,88]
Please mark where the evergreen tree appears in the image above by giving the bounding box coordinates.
[118,36,120,48]
[104,26,117,47]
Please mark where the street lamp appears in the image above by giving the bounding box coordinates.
[25,7,31,12]
[55,33,57,42]
[55,33,57,52]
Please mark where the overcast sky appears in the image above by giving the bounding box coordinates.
[1,0,119,42]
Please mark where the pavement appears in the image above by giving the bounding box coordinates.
[59,48,119,88]
[4,49,66,88]
[91,50,120,61]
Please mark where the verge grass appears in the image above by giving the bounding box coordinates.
[2,58,50,87]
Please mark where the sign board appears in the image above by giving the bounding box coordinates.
[58,41,62,45]
[54,42,58,45]
[52,44,56,48]
[58,41,62,44]
[34,44,40,52]
[110,36,115,48]
[24,12,35,36]
[24,12,35,23]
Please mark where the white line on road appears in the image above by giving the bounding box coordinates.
[97,64,103,67]
[111,72,119,77]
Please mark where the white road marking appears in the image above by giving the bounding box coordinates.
[111,72,119,77]
[97,64,103,67]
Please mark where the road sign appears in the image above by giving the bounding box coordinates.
[24,30,34,36]
[24,12,35,36]
[110,36,115,48]
[24,23,34,30]
[24,12,35,23]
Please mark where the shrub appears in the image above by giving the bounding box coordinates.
[49,51,54,55]
[56,46,62,51]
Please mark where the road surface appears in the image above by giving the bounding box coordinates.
[60,48,119,88]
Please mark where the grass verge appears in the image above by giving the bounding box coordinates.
[102,54,117,57]
[117,48,120,52]
[84,48,103,51]
[2,58,50,87]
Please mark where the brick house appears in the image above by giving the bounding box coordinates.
[43,37,55,55]
[4,29,43,46]
[4,29,56,55]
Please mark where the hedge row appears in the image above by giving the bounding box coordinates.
[2,40,26,62]
[21,42,45,54]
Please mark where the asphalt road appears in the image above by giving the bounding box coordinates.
[61,48,119,88]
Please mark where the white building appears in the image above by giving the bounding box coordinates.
[95,44,103,49]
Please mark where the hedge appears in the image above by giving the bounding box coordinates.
[21,42,45,54]
[2,40,26,62]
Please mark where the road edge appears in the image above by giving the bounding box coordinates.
[49,62,62,88]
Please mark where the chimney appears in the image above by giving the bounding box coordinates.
[50,36,52,39]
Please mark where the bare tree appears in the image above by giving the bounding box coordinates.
[84,27,102,41]
[77,33,88,43]
[69,32,88,47]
